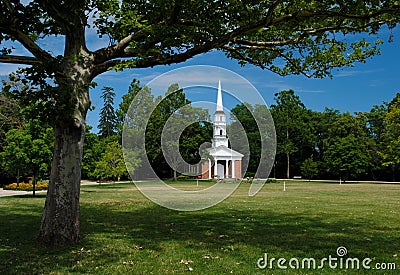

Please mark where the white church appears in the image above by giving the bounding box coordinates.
[200,81,243,179]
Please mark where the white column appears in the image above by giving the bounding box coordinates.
[214,158,217,179]
[208,159,211,179]
[232,160,235,179]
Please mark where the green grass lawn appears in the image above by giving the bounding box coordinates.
[1,180,399,274]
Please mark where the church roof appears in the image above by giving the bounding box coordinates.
[208,145,244,158]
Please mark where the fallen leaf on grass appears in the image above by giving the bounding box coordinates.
[72,247,91,254]
[202,254,220,259]
[180,259,193,265]
[220,246,234,252]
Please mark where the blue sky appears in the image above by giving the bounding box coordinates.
[1,26,399,132]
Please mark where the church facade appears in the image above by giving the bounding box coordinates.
[201,81,243,179]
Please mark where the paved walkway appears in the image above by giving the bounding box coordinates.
[0,180,126,197]
[0,189,46,197]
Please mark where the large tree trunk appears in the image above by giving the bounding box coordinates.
[37,81,90,247]
[37,14,92,247]
[37,119,86,247]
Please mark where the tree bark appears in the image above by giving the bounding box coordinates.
[37,121,85,247]
[37,12,92,247]
[37,79,90,248]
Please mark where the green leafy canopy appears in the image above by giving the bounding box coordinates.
[1,0,399,79]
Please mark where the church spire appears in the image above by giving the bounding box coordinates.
[212,81,229,148]
[216,80,223,112]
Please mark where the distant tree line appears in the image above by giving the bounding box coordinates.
[0,79,211,183]
[1,78,399,183]
[232,90,400,181]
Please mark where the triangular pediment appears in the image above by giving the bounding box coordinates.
[208,145,244,158]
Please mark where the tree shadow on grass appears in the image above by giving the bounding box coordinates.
[11,193,47,199]
[0,196,399,274]
[80,204,399,254]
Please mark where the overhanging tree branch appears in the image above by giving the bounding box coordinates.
[0,55,41,65]
[39,1,67,26]
[233,22,380,48]
[93,0,285,66]
[222,45,312,78]
[265,0,286,25]
[93,20,167,64]
[0,27,54,63]
[271,6,400,26]
[93,40,220,77]
[222,45,267,70]
[270,48,312,78]
[92,2,399,75]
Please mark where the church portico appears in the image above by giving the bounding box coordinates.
[207,149,243,179]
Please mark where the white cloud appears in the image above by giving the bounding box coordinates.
[297,89,325,93]
[0,64,27,76]
[335,69,384,77]
[144,66,255,93]
[257,80,297,92]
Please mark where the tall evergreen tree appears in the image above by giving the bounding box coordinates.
[98,87,117,138]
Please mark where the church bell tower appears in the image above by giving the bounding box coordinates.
[212,81,229,147]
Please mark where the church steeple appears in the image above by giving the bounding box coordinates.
[212,81,229,147]
[216,80,223,112]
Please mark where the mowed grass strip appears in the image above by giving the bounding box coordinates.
[0,181,399,274]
